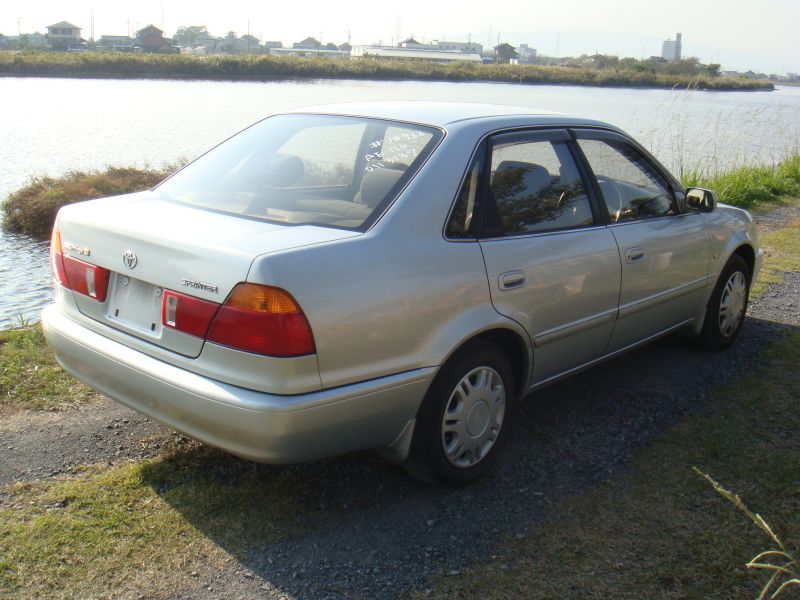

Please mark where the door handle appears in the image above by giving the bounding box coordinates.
[499,271,526,290]
[625,247,645,263]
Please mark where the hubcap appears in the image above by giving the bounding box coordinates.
[441,366,506,468]
[719,270,747,337]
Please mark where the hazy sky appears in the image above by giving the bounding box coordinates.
[2,0,797,73]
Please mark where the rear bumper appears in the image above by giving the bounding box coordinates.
[42,304,433,463]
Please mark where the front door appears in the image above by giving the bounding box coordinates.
[573,130,711,351]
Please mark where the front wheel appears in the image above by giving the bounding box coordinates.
[698,254,751,350]
[405,340,516,485]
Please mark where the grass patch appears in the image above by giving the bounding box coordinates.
[0,51,774,91]
[1,165,177,237]
[0,445,311,597]
[681,155,800,209]
[0,325,95,413]
[752,217,800,297]
[416,222,800,599]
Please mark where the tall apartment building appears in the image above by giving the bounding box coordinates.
[661,32,682,61]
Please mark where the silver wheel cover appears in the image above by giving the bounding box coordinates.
[718,270,747,338]
[441,366,506,468]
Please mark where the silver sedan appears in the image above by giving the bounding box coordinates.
[43,102,762,484]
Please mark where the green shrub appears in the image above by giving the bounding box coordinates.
[1,166,174,238]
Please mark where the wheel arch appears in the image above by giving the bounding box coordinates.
[441,327,531,399]
[732,243,756,280]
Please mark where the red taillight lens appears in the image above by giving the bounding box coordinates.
[62,256,111,301]
[207,283,315,357]
[162,290,219,338]
[50,228,110,301]
[50,228,67,286]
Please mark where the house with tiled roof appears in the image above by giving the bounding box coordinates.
[46,21,83,50]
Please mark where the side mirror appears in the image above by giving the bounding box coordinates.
[685,187,717,213]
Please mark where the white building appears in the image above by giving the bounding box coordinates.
[518,44,537,61]
[661,33,682,62]
[352,45,482,63]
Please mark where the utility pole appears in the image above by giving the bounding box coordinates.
[247,19,251,55]
[17,17,21,36]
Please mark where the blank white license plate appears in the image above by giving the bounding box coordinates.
[106,274,164,336]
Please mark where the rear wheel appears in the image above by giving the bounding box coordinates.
[698,254,751,350]
[405,340,515,485]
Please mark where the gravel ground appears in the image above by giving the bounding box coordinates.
[1,203,798,600]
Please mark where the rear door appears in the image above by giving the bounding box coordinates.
[573,129,711,351]
[476,129,621,386]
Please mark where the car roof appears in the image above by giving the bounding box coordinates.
[283,101,614,131]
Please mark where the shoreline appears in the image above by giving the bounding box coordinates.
[0,52,775,92]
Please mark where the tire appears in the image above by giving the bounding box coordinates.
[698,254,751,350]
[405,340,516,485]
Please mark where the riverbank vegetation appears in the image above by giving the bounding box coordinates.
[1,165,175,237]
[0,51,773,91]
[3,155,798,238]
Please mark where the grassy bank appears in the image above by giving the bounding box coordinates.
[0,326,96,412]
[682,155,800,209]
[1,165,174,237]
[0,51,774,91]
[417,215,800,599]
[0,444,311,597]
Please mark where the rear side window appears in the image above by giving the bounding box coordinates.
[484,138,594,236]
[158,114,442,231]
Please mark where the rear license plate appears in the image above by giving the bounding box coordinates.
[106,274,164,336]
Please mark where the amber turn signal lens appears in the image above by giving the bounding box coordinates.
[224,283,303,314]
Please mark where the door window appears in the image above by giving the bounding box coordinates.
[484,138,594,236]
[576,138,676,223]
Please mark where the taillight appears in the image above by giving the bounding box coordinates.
[207,283,316,357]
[50,227,110,301]
[161,290,219,338]
[50,228,67,286]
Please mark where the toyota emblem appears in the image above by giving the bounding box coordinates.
[122,250,138,269]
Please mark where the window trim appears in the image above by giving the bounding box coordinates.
[478,128,601,239]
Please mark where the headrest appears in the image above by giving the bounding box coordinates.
[263,154,305,187]
[357,167,404,208]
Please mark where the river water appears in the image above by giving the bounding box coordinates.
[1,77,798,328]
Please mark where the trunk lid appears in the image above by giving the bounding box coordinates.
[56,191,358,356]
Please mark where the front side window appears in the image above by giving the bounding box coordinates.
[484,137,594,236]
[158,114,442,230]
[576,137,676,223]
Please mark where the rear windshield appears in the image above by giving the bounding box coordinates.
[157,114,442,230]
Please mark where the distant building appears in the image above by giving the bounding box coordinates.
[134,25,174,53]
[517,44,537,61]
[189,32,224,54]
[96,35,133,51]
[263,40,283,50]
[271,46,349,59]
[231,34,261,54]
[398,38,483,54]
[661,32,682,62]
[433,40,483,54]
[46,21,83,50]
[352,45,482,64]
[293,37,321,50]
[338,42,352,53]
[0,34,7,50]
